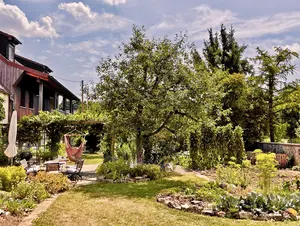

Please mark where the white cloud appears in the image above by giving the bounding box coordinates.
[150,5,300,41]
[0,1,58,38]
[58,2,96,20]
[19,0,55,2]
[60,41,101,55]
[57,2,129,35]
[58,39,113,56]
[283,43,300,53]
[235,12,300,39]
[103,0,126,6]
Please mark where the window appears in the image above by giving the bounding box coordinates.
[8,44,15,61]
[29,92,34,109]
[20,89,26,107]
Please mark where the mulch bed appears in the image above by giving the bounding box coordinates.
[0,216,21,226]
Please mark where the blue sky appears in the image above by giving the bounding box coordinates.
[1,0,300,96]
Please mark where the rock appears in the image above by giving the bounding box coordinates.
[5,212,10,216]
[157,197,166,203]
[191,200,202,205]
[103,179,114,183]
[202,209,214,216]
[239,211,253,220]
[296,216,300,221]
[181,204,190,210]
[190,205,203,213]
[219,183,228,189]
[268,212,283,221]
[168,201,181,210]
[284,208,297,220]
[216,211,226,218]
[137,178,150,182]
[256,212,268,221]
[286,208,298,217]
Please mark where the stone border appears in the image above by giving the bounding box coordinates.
[157,194,300,222]
[97,176,151,183]
[19,195,59,226]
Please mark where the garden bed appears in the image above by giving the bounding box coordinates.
[157,193,299,221]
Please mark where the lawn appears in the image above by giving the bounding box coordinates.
[33,174,297,226]
[81,153,103,165]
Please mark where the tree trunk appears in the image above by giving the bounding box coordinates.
[268,77,275,142]
[136,129,143,164]
[190,132,199,169]
[143,136,152,164]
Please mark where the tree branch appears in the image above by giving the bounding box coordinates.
[143,111,174,138]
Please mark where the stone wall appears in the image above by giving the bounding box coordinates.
[257,142,300,166]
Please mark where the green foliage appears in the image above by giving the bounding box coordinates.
[175,152,191,168]
[30,172,70,194]
[96,159,130,180]
[216,158,251,189]
[5,199,25,216]
[0,166,26,191]
[203,24,253,75]
[0,97,6,122]
[11,181,49,203]
[292,165,300,171]
[195,182,226,202]
[216,194,240,214]
[130,164,162,180]
[191,124,245,170]
[93,25,225,164]
[255,152,278,194]
[254,47,299,142]
[18,111,107,153]
[274,122,289,142]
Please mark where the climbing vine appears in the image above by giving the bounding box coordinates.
[17,111,107,153]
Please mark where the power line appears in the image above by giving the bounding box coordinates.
[54,76,82,83]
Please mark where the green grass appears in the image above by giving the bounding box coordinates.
[81,153,103,165]
[32,174,298,226]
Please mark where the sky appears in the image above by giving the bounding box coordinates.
[1,0,300,97]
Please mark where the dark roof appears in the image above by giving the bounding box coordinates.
[48,76,80,101]
[0,31,22,45]
[15,54,53,74]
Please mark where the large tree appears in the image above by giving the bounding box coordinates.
[93,26,223,163]
[255,47,299,142]
[203,24,253,75]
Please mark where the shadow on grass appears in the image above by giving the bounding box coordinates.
[74,179,192,199]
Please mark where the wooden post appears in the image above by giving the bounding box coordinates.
[70,99,73,113]
[54,92,58,109]
[38,82,43,111]
[63,97,66,112]
[81,80,84,112]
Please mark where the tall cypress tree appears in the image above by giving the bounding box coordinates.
[203,24,253,75]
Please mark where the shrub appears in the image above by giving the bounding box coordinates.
[130,164,162,180]
[255,152,278,194]
[11,181,49,203]
[5,198,37,216]
[216,158,251,189]
[216,194,239,214]
[195,182,226,202]
[96,159,130,180]
[175,152,191,168]
[292,165,300,171]
[0,166,26,191]
[30,172,70,194]
[5,199,24,216]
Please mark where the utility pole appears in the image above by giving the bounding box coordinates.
[81,80,84,112]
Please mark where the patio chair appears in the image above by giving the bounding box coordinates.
[20,159,40,175]
[65,159,85,181]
